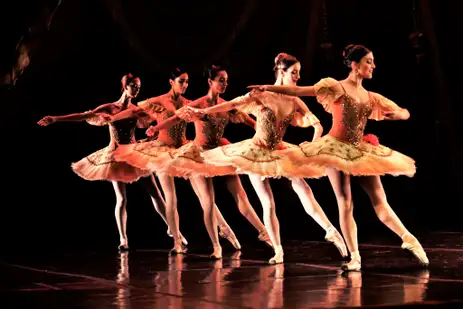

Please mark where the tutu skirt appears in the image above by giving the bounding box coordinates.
[72,144,151,183]
[114,140,236,178]
[280,135,416,177]
[157,142,237,178]
[201,139,326,179]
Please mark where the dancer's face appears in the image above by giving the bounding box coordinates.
[125,78,141,98]
[209,70,228,94]
[170,73,189,95]
[280,62,301,86]
[353,52,375,79]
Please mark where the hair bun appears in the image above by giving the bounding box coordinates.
[342,44,370,68]
[203,65,224,79]
[342,44,355,58]
[274,53,287,64]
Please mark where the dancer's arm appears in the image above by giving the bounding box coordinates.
[247,84,317,97]
[185,94,255,116]
[145,99,202,136]
[37,103,114,126]
[242,114,257,129]
[370,92,410,121]
[145,115,181,137]
[384,109,410,120]
[292,98,323,141]
[108,98,168,124]
[228,109,256,129]
[109,107,157,123]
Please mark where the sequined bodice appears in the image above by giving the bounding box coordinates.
[109,117,137,146]
[254,107,295,150]
[152,100,187,148]
[256,107,294,149]
[195,113,229,149]
[329,94,373,145]
[157,109,187,148]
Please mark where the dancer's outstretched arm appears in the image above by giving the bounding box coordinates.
[37,103,114,126]
[247,84,317,97]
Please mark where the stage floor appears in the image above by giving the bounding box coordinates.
[1,231,462,308]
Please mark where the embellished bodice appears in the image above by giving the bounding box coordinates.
[139,95,188,148]
[336,94,373,145]
[255,107,295,150]
[158,109,187,148]
[312,77,400,146]
[233,92,297,150]
[193,100,230,149]
[109,117,138,146]
[199,113,229,149]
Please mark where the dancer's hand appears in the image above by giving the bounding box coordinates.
[97,113,113,124]
[146,125,157,137]
[247,85,267,95]
[384,110,403,120]
[37,116,56,126]
[177,106,204,121]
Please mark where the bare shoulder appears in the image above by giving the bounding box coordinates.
[190,95,208,107]
[92,102,119,114]
[180,95,191,105]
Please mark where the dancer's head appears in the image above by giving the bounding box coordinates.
[205,65,228,94]
[121,73,141,98]
[169,68,189,95]
[273,53,301,86]
[342,44,375,79]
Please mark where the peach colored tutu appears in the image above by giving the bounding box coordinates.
[156,142,237,178]
[202,139,326,179]
[281,135,416,177]
[71,145,151,183]
[113,139,180,175]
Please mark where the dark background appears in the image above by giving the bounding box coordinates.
[1,0,462,252]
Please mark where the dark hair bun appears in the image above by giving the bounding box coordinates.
[169,68,186,80]
[342,44,371,68]
[203,65,224,79]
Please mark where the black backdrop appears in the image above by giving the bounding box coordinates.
[1,0,462,252]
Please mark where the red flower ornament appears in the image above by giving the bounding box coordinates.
[363,134,379,146]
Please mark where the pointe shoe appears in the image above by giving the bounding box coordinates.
[118,239,129,252]
[325,227,349,259]
[170,242,187,255]
[167,228,188,246]
[180,234,188,246]
[231,250,242,260]
[258,230,274,249]
[210,246,223,260]
[118,245,129,252]
[269,246,284,264]
[219,228,241,250]
[341,257,361,271]
[401,237,429,266]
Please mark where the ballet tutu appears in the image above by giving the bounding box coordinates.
[201,139,326,179]
[281,134,416,177]
[71,144,151,183]
[113,139,182,175]
[155,141,238,178]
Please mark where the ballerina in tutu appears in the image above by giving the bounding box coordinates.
[247,44,429,271]
[105,66,271,258]
[128,65,273,259]
[179,53,348,264]
[98,68,193,254]
[37,73,187,251]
